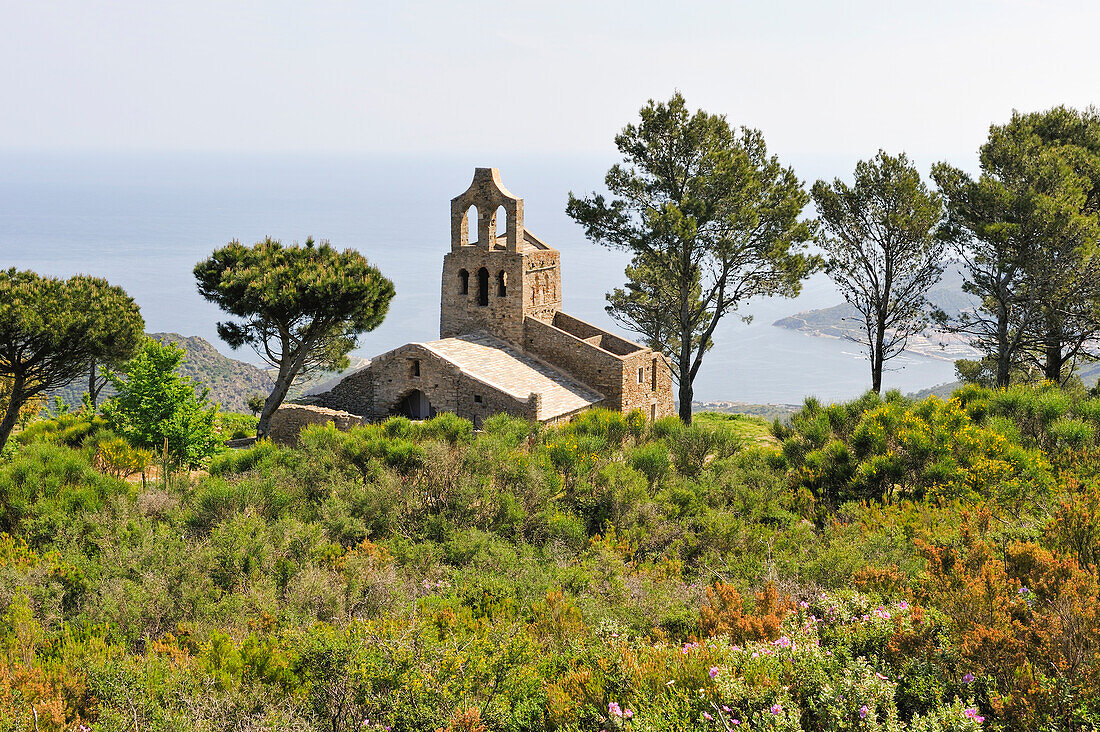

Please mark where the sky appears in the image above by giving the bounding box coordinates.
[2,0,1099,164]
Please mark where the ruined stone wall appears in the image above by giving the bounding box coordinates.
[267,404,363,446]
[522,313,674,419]
[522,316,625,410]
[316,344,533,427]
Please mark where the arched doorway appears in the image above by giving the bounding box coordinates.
[396,389,434,420]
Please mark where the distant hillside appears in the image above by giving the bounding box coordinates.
[48,333,273,414]
[773,266,980,362]
[153,333,273,413]
[285,357,371,401]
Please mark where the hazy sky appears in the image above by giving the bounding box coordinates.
[3,0,1099,161]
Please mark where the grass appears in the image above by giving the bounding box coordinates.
[692,410,778,446]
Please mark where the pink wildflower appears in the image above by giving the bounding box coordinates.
[709,666,719,679]
[770,704,782,715]
[963,707,985,723]
[608,702,622,717]
[859,705,868,719]
[897,601,909,610]
[623,709,633,719]
[703,712,714,721]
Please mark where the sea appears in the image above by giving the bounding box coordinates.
[0,151,956,406]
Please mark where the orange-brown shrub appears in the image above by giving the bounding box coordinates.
[699,582,790,643]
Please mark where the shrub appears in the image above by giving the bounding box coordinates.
[668,425,739,477]
[630,442,671,487]
[700,582,789,643]
[94,436,154,479]
[102,339,219,468]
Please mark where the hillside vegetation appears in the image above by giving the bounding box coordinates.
[1,387,1099,730]
[48,333,273,414]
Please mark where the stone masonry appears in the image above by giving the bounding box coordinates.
[285,168,675,433]
[267,404,363,446]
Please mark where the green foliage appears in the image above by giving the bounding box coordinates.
[15,411,109,449]
[935,106,1100,385]
[194,237,395,435]
[812,151,946,393]
[0,441,124,548]
[246,393,266,415]
[0,268,144,452]
[102,338,219,468]
[215,411,259,441]
[567,92,818,421]
[4,389,1100,730]
[782,390,1052,509]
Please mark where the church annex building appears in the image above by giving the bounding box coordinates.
[273,168,674,438]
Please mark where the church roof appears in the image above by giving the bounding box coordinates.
[419,332,603,420]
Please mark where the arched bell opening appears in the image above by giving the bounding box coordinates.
[466,205,479,246]
[494,205,508,249]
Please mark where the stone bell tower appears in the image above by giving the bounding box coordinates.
[440,168,562,344]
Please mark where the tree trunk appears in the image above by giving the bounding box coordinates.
[996,303,1011,388]
[677,335,693,424]
[871,319,886,394]
[1044,338,1063,383]
[996,350,1011,388]
[88,360,98,409]
[678,379,693,425]
[256,373,295,438]
[0,375,26,453]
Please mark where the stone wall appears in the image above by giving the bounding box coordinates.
[311,361,374,416]
[522,313,674,419]
[440,247,530,345]
[267,404,363,446]
[315,343,534,427]
[523,315,627,410]
[616,348,676,419]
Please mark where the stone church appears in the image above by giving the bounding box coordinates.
[288,168,674,431]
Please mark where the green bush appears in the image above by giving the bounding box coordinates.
[102,338,219,467]
[630,441,672,487]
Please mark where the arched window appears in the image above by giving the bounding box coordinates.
[477,267,489,306]
[497,270,507,297]
[466,205,479,246]
[494,205,507,247]
[458,269,469,295]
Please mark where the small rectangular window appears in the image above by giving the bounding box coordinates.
[474,394,482,403]
[411,359,420,377]
[651,357,658,390]
[637,367,644,384]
